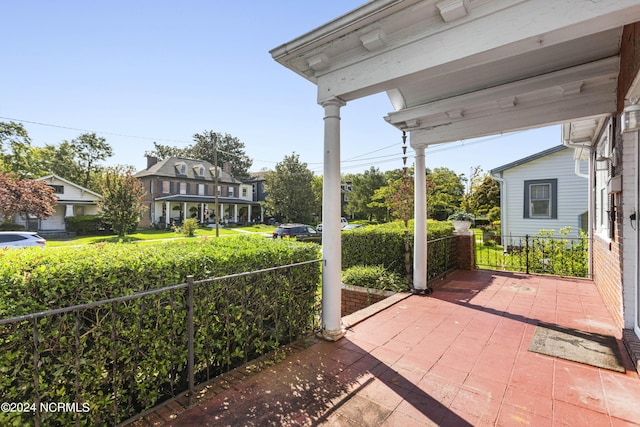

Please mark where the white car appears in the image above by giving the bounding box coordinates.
[316,217,349,232]
[0,232,46,248]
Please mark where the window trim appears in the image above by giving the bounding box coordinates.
[523,179,557,219]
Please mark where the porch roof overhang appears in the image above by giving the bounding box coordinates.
[271,0,640,147]
[154,195,258,205]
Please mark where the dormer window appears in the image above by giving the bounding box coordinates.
[175,162,187,176]
[193,164,205,177]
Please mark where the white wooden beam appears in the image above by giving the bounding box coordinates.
[315,0,640,102]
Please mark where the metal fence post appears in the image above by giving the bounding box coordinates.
[33,319,40,427]
[187,275,195,404]
[525,234,530,274]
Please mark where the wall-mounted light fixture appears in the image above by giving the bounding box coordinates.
[622,100,640,133]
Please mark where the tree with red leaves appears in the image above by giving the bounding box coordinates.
[0,173,57,223]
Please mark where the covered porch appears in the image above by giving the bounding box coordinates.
[269,0,640,345]
[152,195,263,226]
[139,270,640,426]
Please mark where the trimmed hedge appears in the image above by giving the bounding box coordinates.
[342,265,405,292]
[0,222,25,231]
[342,220,455,276]
[65,215,107,235]
[0,236,320,425]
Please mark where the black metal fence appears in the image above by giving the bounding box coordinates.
[475,233,590,278]
[427,235,459,282]
[0,260,321,427]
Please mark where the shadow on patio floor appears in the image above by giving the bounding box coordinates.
[130,270,640,426]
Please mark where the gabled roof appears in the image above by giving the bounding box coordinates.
[490,145,568,175]
[134,157,239,183]
[36,174,102,199]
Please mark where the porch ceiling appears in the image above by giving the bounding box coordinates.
[271,0,640,146]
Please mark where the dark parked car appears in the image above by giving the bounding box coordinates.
[272,224,319,241]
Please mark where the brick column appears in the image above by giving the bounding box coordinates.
[456,231,475,270]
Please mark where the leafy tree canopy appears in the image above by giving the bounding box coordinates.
[0,173,57,222]
[462,167,500,217]
[98,167,146,238]
[344,166,388,221]
[263,153,316,224]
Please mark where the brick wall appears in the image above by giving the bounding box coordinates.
[592,234,624,329]
[341,285,395,317]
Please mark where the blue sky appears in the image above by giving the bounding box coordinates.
[2,1,561,180]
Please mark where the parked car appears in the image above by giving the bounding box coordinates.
[0,232,46,248]
[316,217,349,232]
[272,224,319,240]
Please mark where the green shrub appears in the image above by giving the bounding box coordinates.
[342,265,407,292]
[0,236,320,425]
[65,215,107,235]
[173,218,199,237]
[0,222,25,231]
[342,220,455,276]
[483,240,497,248]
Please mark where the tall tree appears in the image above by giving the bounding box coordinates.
[0,121,34,177]
[263,153,315,223]
[144,142,188,160]
[191,131,252,178]
[70,133,114,188]
[0,173,57,223]
[98,167,146,238]
[144,132,253,178]
[344,167,388,221]
[311,175,323,221]
[426,167,466,220]
[462,171,500,216]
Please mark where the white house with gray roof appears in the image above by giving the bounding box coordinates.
[490,145,588,242]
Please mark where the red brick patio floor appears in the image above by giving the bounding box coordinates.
[143,270,640,426]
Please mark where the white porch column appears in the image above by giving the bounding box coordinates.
[413,144,428,291]
[320,97,346,341]
[182,202,188,221]
[248,205,252,223]
[200,203,205,223]
[165,202,170,225]
[233,204,238,222]
[260,206,264,223]
[220,203,225,223]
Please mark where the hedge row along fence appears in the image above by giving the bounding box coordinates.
[0,236,320,426]
[342,220,456,279]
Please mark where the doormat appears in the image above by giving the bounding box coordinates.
[529,323,625,372]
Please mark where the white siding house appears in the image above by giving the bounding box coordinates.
[490,145,588,241]
[14,175,101,232]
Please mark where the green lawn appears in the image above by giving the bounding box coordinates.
[45,225,274,247]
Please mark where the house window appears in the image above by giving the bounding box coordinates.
[162,181,170,194]
[48,185,64,194]
[228,187,234,197]
[179,182,187,195]
[242,188,248,197]
[217,185,221,196]
[530,184,551,217]
[523,179,557,219]
[198,184,205,196]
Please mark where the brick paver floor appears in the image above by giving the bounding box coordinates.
[134,270,640,426]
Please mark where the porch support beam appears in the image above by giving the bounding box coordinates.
[320,97,346,341]
[413,143,428,290]
[165,202,170,225]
